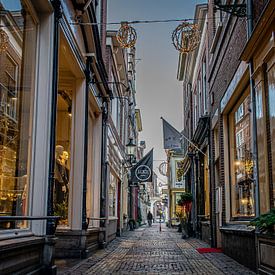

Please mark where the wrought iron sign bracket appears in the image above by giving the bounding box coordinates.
[214,0,247,17]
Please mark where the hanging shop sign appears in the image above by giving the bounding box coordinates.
[130,149,153,183]
[135,165,151,181]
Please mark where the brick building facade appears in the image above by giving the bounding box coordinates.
[178,0,274,272]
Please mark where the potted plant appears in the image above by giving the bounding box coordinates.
[249,208,275,274]
[177,192,193,238]
[250,208,275,234]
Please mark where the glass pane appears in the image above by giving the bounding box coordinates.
[255,82,269,213]
[267,65,275,208]
[231,94,255,218]
[54,91,72,226]
[0,1,36,229]
[109,173,117,217]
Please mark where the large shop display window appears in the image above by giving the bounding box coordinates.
[174,192,184,216]
[267,65,275,207]
[0,1,37,229]
[54,90,72,226]
[229,92,255,218]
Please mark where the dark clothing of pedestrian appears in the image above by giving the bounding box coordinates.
[147,212,153,227]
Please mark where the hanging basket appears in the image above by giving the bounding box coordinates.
[116,22,137,49]
[0,30,9,52]
[172,22,200,53]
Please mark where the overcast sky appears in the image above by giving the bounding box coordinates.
[107,0,204,184]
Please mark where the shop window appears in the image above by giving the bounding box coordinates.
[0,1,37,229]
[174,192,184,219]
[255,81,269,213]
[109,173,117,217]
[54,90,72,226]
[202,57,207,114]
[267,65,275,207]
[229,92,255,218]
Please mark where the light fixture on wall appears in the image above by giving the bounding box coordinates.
[68,106,72,117]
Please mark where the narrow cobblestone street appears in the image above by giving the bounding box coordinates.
[59,224,256,275]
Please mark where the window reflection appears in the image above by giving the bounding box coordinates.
[267,66,275,207]
[0,1,37,229]
[230,93,255,218]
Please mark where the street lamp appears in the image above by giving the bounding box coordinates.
[125,138,137,229]
[125,138,137,168]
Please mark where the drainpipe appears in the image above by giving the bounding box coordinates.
[189,153,196,235]
[208,128,216,247]
[246,0,260,217]
[82,57,92,230]
[47,0,61,235]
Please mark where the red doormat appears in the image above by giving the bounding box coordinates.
[196,248,222,254]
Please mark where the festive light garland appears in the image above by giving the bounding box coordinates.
[172,22,200,53]
[0,30,9,52]
[116,22,137,48]
[70,15,237,51]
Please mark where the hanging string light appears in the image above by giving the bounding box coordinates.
[0,30,9,52]
[172,22,200,53]
[116,22,137,49]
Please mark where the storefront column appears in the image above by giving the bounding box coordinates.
[47,0,62,235]
[100,102,109,243]
[31,11,55,235]
[81,57,92,229]
[70,79,86,230]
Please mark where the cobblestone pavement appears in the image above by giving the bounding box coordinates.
[59,224,255,275]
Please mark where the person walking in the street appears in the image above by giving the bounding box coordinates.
[147,211,153,227]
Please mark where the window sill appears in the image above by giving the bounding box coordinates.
[0,228,33,241]
[0,235,44,252]
[220,223,255,235]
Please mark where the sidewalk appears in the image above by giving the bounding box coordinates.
[57,224,255,274]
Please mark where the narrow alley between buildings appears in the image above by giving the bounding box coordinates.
[58,224,255,275]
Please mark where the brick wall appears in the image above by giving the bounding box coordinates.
[207,1,247,227]
[208,17,247,116]
[253,0,270,26]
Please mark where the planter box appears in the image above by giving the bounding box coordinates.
[55,228,100,258]
[201,221,211,245]
[0,236,48,274]
[256,233,275,274]
[220,225,256,271]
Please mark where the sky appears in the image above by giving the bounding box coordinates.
[108,0,204,184]
[0,1,21,10]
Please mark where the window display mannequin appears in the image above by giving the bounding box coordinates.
[54,145,69,206]
[61,150,70,194]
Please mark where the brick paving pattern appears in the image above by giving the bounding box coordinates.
[59,224,255,275]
